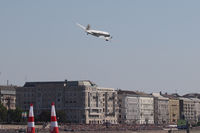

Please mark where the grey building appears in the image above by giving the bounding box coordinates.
[152,93,169,125]
[16,80,118,124]
[179,97,195,125]
[118,90,140,124]
[190,98,200,123]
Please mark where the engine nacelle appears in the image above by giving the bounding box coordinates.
[105,36,112,41]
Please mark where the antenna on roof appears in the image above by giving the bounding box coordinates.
[175,89,178,94]
[24,75,28,82]
[0,72,1,85]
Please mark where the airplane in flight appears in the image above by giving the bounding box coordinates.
[76,23,112,41]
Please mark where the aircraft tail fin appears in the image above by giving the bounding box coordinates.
[86,24,90,30]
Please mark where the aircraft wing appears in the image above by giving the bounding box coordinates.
[99,36,112,41]
[76,23,86,30]
[90,32,99,37]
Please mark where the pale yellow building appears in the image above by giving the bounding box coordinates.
[162,94,180,124]
[168,99,180,124]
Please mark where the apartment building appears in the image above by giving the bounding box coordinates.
[179,97,195,124]
[139,93,154,124]
[168,98,180,124]
[0,85,16,110]
[162,94,180,124]
[16,80,118,124]
[190,98,200,123]
[118,90,154,124]
[152,93,169,125]
[118,90,139,124]
[86,87,118,124]
[183,93,200,123]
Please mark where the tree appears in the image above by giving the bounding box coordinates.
[56,110,66,123]
[8,107,23,122]
[37,110,66,123]
[0,103,7,122]
[37,111,50,122]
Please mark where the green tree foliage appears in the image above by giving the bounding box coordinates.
[37,110,66,123]
[56,110,66,123]
[0,103,7,122]
[37,111,50,122]
[0,103,23,122]
[8,108,23,122]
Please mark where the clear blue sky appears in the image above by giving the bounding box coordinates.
[1,0,200,94]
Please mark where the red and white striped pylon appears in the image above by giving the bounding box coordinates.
[50,102,59,133]
[27,103,35,133]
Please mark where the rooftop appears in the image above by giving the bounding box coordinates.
[152,92,169,100]
[0,85,17,90]
[117,90,152,97]
[23,80,97,87]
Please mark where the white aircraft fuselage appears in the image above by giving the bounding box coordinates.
[76,23,112,41]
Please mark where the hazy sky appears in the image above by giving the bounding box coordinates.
[1,1,200,94]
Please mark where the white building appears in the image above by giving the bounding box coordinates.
[118,90,154,124]
[190,98,200,123]
[0,86,16,110]
[118,92,139,124]
[139,96,154,124]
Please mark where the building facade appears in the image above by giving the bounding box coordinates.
[168,98,180,124]
[183,93,200,124]
[85,87,118,124]
[162,94,182,124]
[118,90,140,124]
[179,97,195,124]
[152,93,169,125]
[16,80,118,124]
[139,95,154,124]
[118,90,154,124]
[0,86,16,110]
[190,98,200,123]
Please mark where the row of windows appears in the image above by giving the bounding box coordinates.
[37,88,63,91]
[24,93,34,97]
[65,100,77,104]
